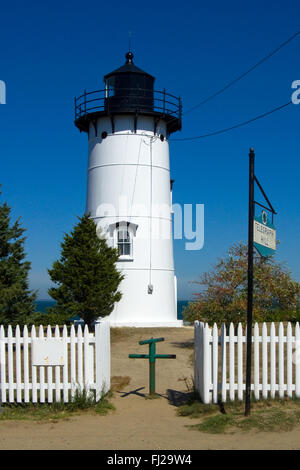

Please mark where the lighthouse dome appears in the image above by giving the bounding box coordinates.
[104,51,154,82]
[103,52,155,114]
[74,51,181,134]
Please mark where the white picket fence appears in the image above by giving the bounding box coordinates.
[194,321,300,404]
[0,321,110,403]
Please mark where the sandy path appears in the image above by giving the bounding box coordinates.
[0,327,300,450]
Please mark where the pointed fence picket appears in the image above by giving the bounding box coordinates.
[63,325,68,402]
[0,321,110,403]
[39,325,45,403]
[237,323,243,401]
[31,326,37,402]
[194,321,300,404]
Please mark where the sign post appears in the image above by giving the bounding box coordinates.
[245,148,277,416]
[245,148,255,417]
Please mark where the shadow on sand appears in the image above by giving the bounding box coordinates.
[166,389,195,407]
[170,340,194,349]
[117,387,146,398]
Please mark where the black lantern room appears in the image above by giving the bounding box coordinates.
[75,52,182,134]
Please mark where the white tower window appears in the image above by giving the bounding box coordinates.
[117,227,132,257]
[108,221,138,261]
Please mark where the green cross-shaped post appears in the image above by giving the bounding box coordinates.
[129,337,176,395]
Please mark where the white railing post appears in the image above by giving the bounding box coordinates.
[295,322,300,398]
[270,322,276,399]
[0,326,6,403]
[70,325,76,398]
[62,325,69,402]
[286,322,293,398]
[8,326,14,402]
[278,323,284,398]
[254,323,260,400]
[237,323,243,401]
[46,325,53,403]
[194,321,201,396]
[229,323,235,401]
[39,326,45,403]
[220,323,227,403]
[55,325,61,402]
[203,324,212,404]
[15,325,22,403]
[23,326,29,403]
[31,326,37,403]
[262,322,268,399]
[95,321,111,400]
[84,325,91,394]
[194,322,212,404]
[77,325,83,392]
[212,323,218,404]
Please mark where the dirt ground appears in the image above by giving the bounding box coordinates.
[0,326,300,450]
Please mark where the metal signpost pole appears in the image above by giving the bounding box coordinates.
[245,147,255,416]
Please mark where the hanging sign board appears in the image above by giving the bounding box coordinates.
[253,211,276,257]
[32,339,65,366]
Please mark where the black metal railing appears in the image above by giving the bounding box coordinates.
[74,87,182,122]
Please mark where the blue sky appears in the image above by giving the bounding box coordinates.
[0,0,299,299]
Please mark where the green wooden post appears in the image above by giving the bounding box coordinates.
[149,340,155,395]
[129,337,176,395]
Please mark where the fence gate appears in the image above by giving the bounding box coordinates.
[194,321,300,404]
[0,321,110,403]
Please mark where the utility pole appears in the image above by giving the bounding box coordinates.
[245,147,255,416]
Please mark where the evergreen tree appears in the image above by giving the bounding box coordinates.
[0,190,36,325]
[48,214,124,327]
[184,242,300,325]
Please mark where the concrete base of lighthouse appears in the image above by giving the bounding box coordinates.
[102,268,182,327]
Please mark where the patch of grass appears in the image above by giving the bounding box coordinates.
[194,414,234,434]
[235,408,299,432]
[0,402,72,422]
[66,388,98,411]
[178,401,216,419]
[178,396,300,434]
[0,389,115,421]
[94,396,115,415]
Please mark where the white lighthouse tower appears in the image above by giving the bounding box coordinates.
[75,52,182,327]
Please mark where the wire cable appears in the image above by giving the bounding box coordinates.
[171,100,293,142]
[183,31,300,115]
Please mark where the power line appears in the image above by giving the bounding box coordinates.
[183,30,300,115]
[171,100,292,142]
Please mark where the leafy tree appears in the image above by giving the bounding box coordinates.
[48,214,124,327]
[183,242,300,325]
[0,190,36,325]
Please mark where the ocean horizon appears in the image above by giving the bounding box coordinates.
[35,300,190,321]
